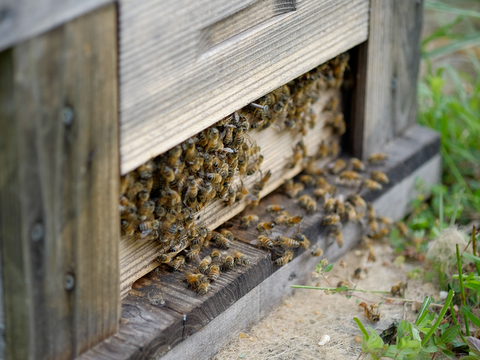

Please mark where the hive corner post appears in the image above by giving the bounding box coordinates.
[0,4,120,359]
[351,0,425,159]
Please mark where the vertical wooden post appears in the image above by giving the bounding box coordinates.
[0,4,120,359]
[351,0,424,158]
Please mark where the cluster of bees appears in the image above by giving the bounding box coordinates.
[119,53,350,296]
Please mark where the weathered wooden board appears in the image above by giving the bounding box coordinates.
[352,0,424,159]
[0,4,120,359]
[119,89,339,298]
[79,126,440,360]
[0,0,112,52]
[119,0,370,173]
[0,239,4,360]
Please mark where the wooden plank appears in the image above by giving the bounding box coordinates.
[119,0,370,173]
[0,236,4,360]
[0,0,112,51]
[79,126,440,360]
[0,5,120,359]
[119,87,341,298]
[353,0,424,159]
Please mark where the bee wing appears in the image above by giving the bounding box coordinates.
[140,229,153,238]
[219,147,234,153]
[249,239,260,246]
[270,231,283,239]
[246,193,258,201]
[119,204,126,211]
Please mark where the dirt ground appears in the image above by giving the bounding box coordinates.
[214,240,440,360]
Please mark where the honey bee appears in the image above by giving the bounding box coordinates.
[350,158,366,172]
[274,211,290,226]
[204,128,220,152]
[370,170,389,184]
[299,175,316,187]
[120,174,132,195]
[326,113,346,135]
[335,196,345,216]
[169,255,186,271]
[322,214,340,226]
[256,221,276,233]
[366,203,376,221]
[247,155,264,176]
[344,202,357,222]
[395,222,409,237]
[368,219,379,234]
[347,194,367,209]
[219,229,234,241]
[211,250,221,262]
[317,141,329,159]
[121,219,135,236]
[286,183,304,198]
[358,302,380,322]
[288,144,304,169]
[223,187,236,206]
[186,244,201,261]
[353,267,362,279]
[283,179,294,192]
[212,233,230,249]
[324,97,339,112]
[329,140,339,157]
[233,251,250,266]
[329,159,346,175]
[253,235,275,249]
[157,253,173,264]
[266,204,285,213]
[371,227,390,240]
[276,236,301,248]
[377,216,393,226]
[169,240,187,253]
[294,233,311,249]
[391,282,407,297]
[313,188,328,200]
[197,282,210,295]
[285,215,303,227]
[138,219,160,232]
[367,248,376,262]
[198,256,212,274]
[368,153,388,165]
[138,200,155,221]
[363,178,382,191]
[235,184,250,202]
[298,195,317,214]
[339,170,362,183]
[223,255,235,270]
[185,272,205,289]
[329,227,343,247]
[311,248,323,257]
[167,145,182,168]
[275,251,293,266]
[240,215,259,229]
[138,160,155,180]
[324,198,336,214]
[208,264,221,281]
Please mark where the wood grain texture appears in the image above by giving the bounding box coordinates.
[119,90,339,298]
[0,5,120,359]
[0,234,4,360]
[354,0,424,159]
[118,0,369,174]
[79,126,440,360]
[0,0,112,52]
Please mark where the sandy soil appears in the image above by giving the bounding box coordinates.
[215,241,440,360]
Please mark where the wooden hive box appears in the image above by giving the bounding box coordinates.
[0,1,439,359]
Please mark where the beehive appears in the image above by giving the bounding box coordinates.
[0,1,436,359]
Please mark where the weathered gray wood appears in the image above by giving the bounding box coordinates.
[79,126,440,360]
[352,0,424,159]
[0,4,120,359]
[0,0,112,51]
[0,235,4,360]
[119,0,370,173]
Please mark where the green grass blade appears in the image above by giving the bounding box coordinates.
[421,290,454,347]
[461,306,480,328]
[462,252,480,264]
[415,296,434,325]
[457,244,470,336]
[450,187,465,226]
[354,317,369,341]
[424,1,480,18]
[439,186,444,230]
[423,33,480,59]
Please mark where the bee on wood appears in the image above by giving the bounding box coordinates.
[350,158,366,172]
[370,170,389,184]
[212,233,230,249]
[138,200,155,220]
[294,233,311,249]
[211,250,221,262]
[222,255,235,271]
[252,235,275,249]
[169,255,186,271]
[218,229,234,241]
[275,251,293,266]
[329,226,343,247]
[298,195,317,214]
[377,216,393,226]
[208,264,221,281]
[329,159,346,175]
[326,113,346,135]
[157,253,173,264]
[324,198,336,214]
[366,203,376,221]
[299,174,316,187]
[358,302,380,322]
[204,128,220,152]
[276,236,301,249]
[363,179,383,191]
[344,202,357,222]
[391,282,407,297]
[371,227,390,240]
[138,220,160,232]
[240,214,259,229]
[198,256,212,274]
[185,272,205,289]
[324,97,339,112]
[322,214,340,226]
[339,170,362,185]
[256,221,276,233]
[186,244,201,261]
[286,183,304,198]
[311,248,324,257]
[197,281,210,295]
[138,160,155,180]
[353,267,362,279]
[274,211,290,226]
[395,222,409,237]
[258,170,272,190]
[347,193,367,209]
[223,187,235,206]
[317,141,329,159]
[368,153,388,165]
[285,215,303,228]
[235,184,250,202]
[234,251,250,266]
[329,140,339,157]
[246,155,264,176]
[313,188,328,200]
[288,144,304,169]
[335,196,345,216]
[367,248,376,262]
[266,204,285,213]
[121,219,135,237]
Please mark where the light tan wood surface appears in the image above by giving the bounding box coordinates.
[0,5,120,359]
[118,0,369,174]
